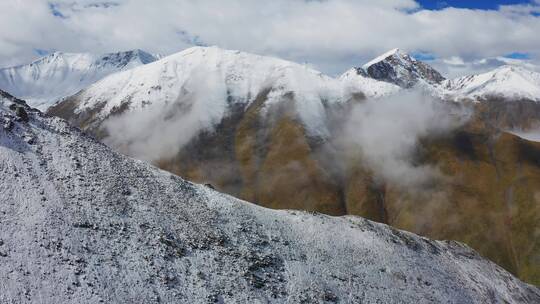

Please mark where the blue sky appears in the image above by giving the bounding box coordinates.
[418,0,531,10]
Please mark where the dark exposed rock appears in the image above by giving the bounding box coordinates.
[15,107,29,122]
[362,49,445,88]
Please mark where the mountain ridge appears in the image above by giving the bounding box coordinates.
[0,49,159,110]
[439,64,540,102]
[5,46,540,112]
[347,48,540,104]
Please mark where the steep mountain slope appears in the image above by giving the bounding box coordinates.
[0,50,158,110]
[350,122,540,286]
[439,65,540,102]
[3,92,539,303]
[358,48,446,88]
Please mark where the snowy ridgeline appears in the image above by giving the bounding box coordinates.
[0,50,158,111]
[2,46,540,117]
[439,65,540,102]
[0,92,539,303]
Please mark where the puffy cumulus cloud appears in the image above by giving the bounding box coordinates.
[1,0,540,75]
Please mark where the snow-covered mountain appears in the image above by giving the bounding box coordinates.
[439,65,540,102]
[50,46,390,138]
[1,91,539,303]
[357,48,446,88]
[5,46,540,115]
[354,49,540,103]
[0,50,158,110]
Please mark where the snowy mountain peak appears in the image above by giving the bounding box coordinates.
[492,64,535,76]
[128,49,159,64]
[0,50,158,110]
[362,48,407,69]
[360,48,445,88]
[440,64,540,102]
[94,49,159,66]
[165,45,313,75]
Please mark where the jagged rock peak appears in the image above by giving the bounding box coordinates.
[360,48,446,88]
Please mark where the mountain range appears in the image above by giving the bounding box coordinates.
[440,65,540,102]
[4,46,540,112]
[1,89,539,303]
[3,46,540,287]
[0,49,158,110]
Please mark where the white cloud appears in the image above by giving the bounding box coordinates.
[443,56,465,66]
[337,90,471,188]
[0,0,539,75]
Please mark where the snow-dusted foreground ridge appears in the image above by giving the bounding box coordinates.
[0,92,539,303]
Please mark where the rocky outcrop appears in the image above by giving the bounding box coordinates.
[361,48,446,88]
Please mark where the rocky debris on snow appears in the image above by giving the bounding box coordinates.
[14,106,28,122]
[2,116,13,131]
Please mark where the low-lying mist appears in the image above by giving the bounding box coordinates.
[334,90,471,188]
[103,67,228,162]
[101,83,471,193]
